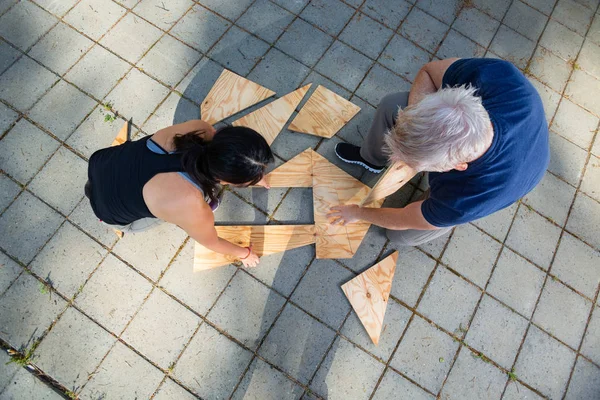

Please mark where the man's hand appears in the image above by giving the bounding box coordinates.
[255,176,271,189]
[240,245,260,268]
[328,204,361,226]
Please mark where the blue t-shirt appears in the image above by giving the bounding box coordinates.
[421,58,549,227]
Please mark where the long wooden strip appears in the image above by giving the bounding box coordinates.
[264,148,313,188]
[342,251,398,345]
[193,225,316,271]
[360,162,416,207]
[201,69,275,125]
[289,85,361,138]
[232,84,311,145]
[111,120,129,146]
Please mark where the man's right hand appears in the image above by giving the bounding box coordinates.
[241,249,260,268]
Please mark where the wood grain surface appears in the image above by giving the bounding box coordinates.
[232,84,311,145]
[288,85,361,138]
[264,148,314,187]
[360,162,416,206]
[201,69,275,125]
[341,251,398,345]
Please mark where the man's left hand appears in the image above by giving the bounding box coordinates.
[328,204,361,226]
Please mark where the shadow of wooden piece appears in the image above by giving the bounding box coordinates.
[311,151,384,259]
[232,84,312,145]
[341,251,398,345]
[201,69,275,125]
[193,225,316,271]
[264,148,314,188]
[111,120,129,146]
[360,162,416,207]
[288,85,361,138]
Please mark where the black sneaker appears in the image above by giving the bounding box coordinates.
[334,142,385,173]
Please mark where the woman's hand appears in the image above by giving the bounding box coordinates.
[255,176,271,189]
[327,204,361,226]
[240,246,260,268]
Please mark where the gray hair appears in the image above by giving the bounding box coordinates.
[384,85,492,172]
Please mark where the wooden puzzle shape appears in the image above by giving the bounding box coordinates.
[263,149,384,259]
[360,162,416,207]
[232,84,311,145]
[341,251,398,345]
[194,225,316,271]
[288,85,361,138]
[111,120,129,146]
[201,69,275,125]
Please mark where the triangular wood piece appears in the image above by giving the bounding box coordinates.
[111,120,129,146]
[360,162,416,207]
[232,84,311,145]
[201,70,275,125]
[311,151,383,259]
[289,85,361,138]
[194,225,316,271]
[264,148,313,188]
[342,251,398,345]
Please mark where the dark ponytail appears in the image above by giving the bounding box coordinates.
[173,126,274,203]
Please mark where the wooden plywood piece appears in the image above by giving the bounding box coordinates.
[264,148,313,188]
[194,225,316,271]
[111,120,129,146]
[341,251,398,345]
[288,85,361,138]
[201,69,275,125]
[360,162,416,207]
[232,84,311,145]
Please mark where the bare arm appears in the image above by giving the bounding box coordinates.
[328,201,440,231]
[408,58,460,105]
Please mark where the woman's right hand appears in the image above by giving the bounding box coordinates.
[241,249,260,268]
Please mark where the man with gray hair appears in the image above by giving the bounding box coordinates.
[329,58,549,246]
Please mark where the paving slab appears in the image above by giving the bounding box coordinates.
[80,341,164,400]
[489,26,536,69]
[471,202,518,242]
[153,378,198,400]
[552,232,600,299]
[356,63,411,107]
[565,356,600,400]
[275,18,333,67]
[548,130,588,186]
[75,254,152,334]
[552,0,595,36]
[171,5,231,53]
[465,295,529,370]
[0,0,56,51]
[315,40,373,92]
[360,0,411,29]
[338,225,387,273]
[581,306,600,365]
[207,25,270,77]
[0,173,21,213]
[339,12,393,60]
[232,358,305,400]
[310,336,385,400]
[372,368,434,400]
[522,172,576,226]
[133,0,193,29]
[173,322,253,399]
[64,0,127,41]
[578,38,600,80]
[237,0,295,44]
[272,188,314,223]
[0,56,59,111]
[0,251,22,295]
[529,78,561,124]
[0,368,63,399]
[530,45,573,93]
[122,288,200,369]
[514,325,577,399]
[248,48,311,95]
[566,193,600,250]
[389,247,436,307]
[390,315,459,394]
[300,0,354,36]
[504,1,547,42]
[400,7,449,54]
[67,197,119,248]
[581,154,600,202]
[502,381,545,400]
[197,0,254,19]
[454,7,500,47]
[437,29,485,60]
[540,20,585,62]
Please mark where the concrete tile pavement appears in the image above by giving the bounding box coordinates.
[0,0,599,398]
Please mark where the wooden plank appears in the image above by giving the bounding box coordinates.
[201,69,275,125]
[232,84,311,145]
[341,251,398,345]
[193,225,316,271]
[288,85,361,138]
[264,148,313,188]
[360,162,416,207]
[111,120,129,146]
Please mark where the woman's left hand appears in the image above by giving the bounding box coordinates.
[255,176,271,189]
[328,204,361,226]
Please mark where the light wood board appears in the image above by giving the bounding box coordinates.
[193,225,316,271]
[288,85,361,138]
[264,148,314,188]
[360,162,416,207]
[232,84,311,145]
[201,69,275,125]
[342,251,398,345]
[111,120,129,146]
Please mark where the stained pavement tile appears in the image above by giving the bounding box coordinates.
[141,92,198,135]
[122,289,200,369]
[67,197,119,248]
[400,7,449,53]
[80,341,164,400]
[197,0,254,20]
[471,202,518,242]
[552,0,595,36]
[0,56,59,111]
[539,19,584,62]
[471,0,512,19]
[552,232,600,299]
[529,78,561,124]
[489,26,536,69]
[454,7,500,47]
[248,48,311,94]
[0,272,67,350]
[379,34,430,83]
[176,57,222,105]
[173,323,253,399]
[356,63,411,107]
[390,247,436,307]
[30,221,106,299]
[208,272,286,350]
[315,41,373,92]
[581,306,600,365]
[310,336,385,400]
[153,378,198,400]
[504,0,547,42]
[33,0,79,17]
[503,381,545,399]
[0,0,57,51]
[64,0,127,41]
[522,172,576,226]
[551,98,598,150]
[390,315,459,393]
[465,295,529,370]
[170,5,231,53]
[578,38,600,80]
[566,193,600,250]
[271,0,309,13]
[232,358,304,400]
[514,325,577,399]
[372,368,435,400]
[360,0,411,30]
[300,0,355,36]
[581,154,600,203]
[0,251,22,295]
[0,173,20,213]
[548,130,588,186]
[237,0,295,44]
[339,13,394,60]
[436,29,485,60]
[275,18,333,68]
[0,367,63,399]
[75,254,152,334]
[418,0,462,25]
[565,356,600,400]
[207,26,270,77]
[0,39,21,77]
[34,307,116,391]
[272,188,313,223]
[133,0,193,29]
[529,46,573,93]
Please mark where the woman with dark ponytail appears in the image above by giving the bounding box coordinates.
[85,120,274,268]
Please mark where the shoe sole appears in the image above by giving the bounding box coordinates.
[334,147,384,174]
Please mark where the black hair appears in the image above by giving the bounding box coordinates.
[172,126,274,203]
